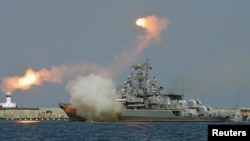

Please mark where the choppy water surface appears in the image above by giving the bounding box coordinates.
[0,120,249,141]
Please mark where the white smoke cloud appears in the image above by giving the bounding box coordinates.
[65,74,121,121]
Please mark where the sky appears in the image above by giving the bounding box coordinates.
[0,0,250,108]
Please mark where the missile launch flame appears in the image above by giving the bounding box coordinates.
[0,68,61,94]
[109,15,169,76]
[136,15,169,47]
[18,69,37,87]
[136,18,146,28]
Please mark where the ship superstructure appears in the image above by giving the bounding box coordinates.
[116,58,231,122]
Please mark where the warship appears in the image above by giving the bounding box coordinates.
[116,58,231,122]
[59,58,234,122]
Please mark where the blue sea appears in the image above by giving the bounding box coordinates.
[0,120,249,141]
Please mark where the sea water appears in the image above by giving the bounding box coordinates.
[0,120,249,141]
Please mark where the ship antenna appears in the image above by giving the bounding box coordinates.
[182,72,185,96]
[235,94,240,109]
[144,57,149,99]
[146,57,149,81]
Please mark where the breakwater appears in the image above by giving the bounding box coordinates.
[1,107,249,121]
[0,107,68,120]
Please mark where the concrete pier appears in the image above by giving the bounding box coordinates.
[0,107,68,120]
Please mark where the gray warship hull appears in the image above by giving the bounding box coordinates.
[119,109,230,122]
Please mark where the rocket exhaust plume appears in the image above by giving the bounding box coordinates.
[136,15,169,48]
[0,68,60,94]
[109,15,169,76]
[0,63,111,95]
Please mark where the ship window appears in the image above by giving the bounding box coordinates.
[46,110,52,113]
[173,111,180,116]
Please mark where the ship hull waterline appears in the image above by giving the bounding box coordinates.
[58,108,230,122]
[119,109,230,122]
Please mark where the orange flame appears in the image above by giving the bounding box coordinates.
[0,68,61,94]
[136,15,169,47]
[18,69,37,87]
